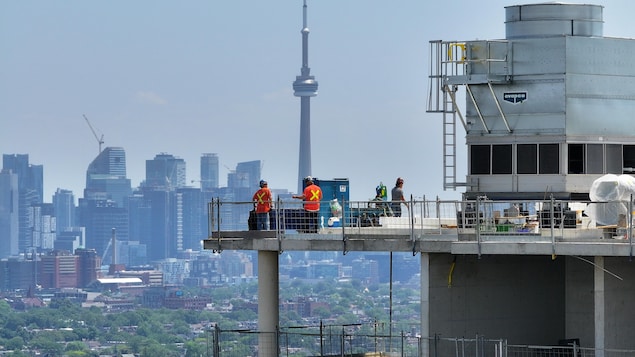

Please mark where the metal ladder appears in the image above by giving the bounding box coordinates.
[427,40,467,190]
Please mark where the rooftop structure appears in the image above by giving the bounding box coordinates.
[428,2,635,200]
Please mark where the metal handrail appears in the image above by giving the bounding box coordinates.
[208,197,635,257]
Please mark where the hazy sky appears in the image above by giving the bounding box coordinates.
[2,1,635,202]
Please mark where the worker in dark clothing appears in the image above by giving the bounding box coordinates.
[391,177,407,217]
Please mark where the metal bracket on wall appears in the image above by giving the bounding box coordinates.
[466,84,491,134]
[487,82,512,133]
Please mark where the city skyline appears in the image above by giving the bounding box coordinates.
[0,150,266,263]
[1,149,269,204]
[3,1,635,202]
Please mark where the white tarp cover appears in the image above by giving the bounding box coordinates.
[587,174,635,226]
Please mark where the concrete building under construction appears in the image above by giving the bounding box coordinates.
[206,3,635,356]
[429,2,635,201]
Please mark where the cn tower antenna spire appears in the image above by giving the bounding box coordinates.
[293,0,318,194]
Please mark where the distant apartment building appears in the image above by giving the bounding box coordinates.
[55,227,85,254]
[40,250,78,289]
[163,290,212,310]
[30,203,56,250]
[115,240,148,267]
[308,261,341,280]
[118,268,164,286]
[351,258,379,285]
[75,248,101,288]
[0,248,99,291]
[188,253,222,286]
[0,257,36,290]
[156,258,189,285]
[281,297,329,318]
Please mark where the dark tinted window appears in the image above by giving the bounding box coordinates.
[586,144,603,174]
[517,144,537,174]
[539,144,559,174]
[492,145,512,174]
[568,144,584,174]
[471,145,490,175]
[606,144,622,174]
[624,145,635,172]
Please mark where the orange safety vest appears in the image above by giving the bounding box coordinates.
[253,188,272,213]
[302,184,322,212]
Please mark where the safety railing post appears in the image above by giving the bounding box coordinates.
[550,195,555,245]
[320,320,324,357]
[341,199,346,237]
[341,199,348,255]
[207,200,213,239]
[409,196,418,256]
[434,333,439,357]
[209,198,223,253]
[213,325,220,357]
[276,325,281,357]
[276,197,283,251]
[630,194,633,261]
[476,196,482,257]
[436,196,441,234]
[341,327,345,357]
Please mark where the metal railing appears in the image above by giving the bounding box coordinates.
[209,197,634,256]
[209,197,633,239]
[208,323,423,357]
[204,327,635,356]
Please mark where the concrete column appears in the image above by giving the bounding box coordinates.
[258,251,279,356]
[594,256,605,357]
[420,253,430,357]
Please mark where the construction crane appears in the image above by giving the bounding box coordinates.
[83,114,104,154]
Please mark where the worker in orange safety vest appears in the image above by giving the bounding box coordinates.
[252,180,272,230]
[292,176,322,233]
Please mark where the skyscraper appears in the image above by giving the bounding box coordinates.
[79,199,129,264]
[84,147,131,207]
[200,153,219,191]
[0,169,19,258]
[53,188,76,232]
[30,203,55,250]
[2,154,43,201]
[145,153,186,190]
[236,160,262,191]
[176,187,206,252]
[134,153,190,262]
[141,189,172,262]
[80,147,131,261]
[2,154,43,253]
[292,0,319,194]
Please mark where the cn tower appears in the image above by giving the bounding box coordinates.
[293,0,318,194]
